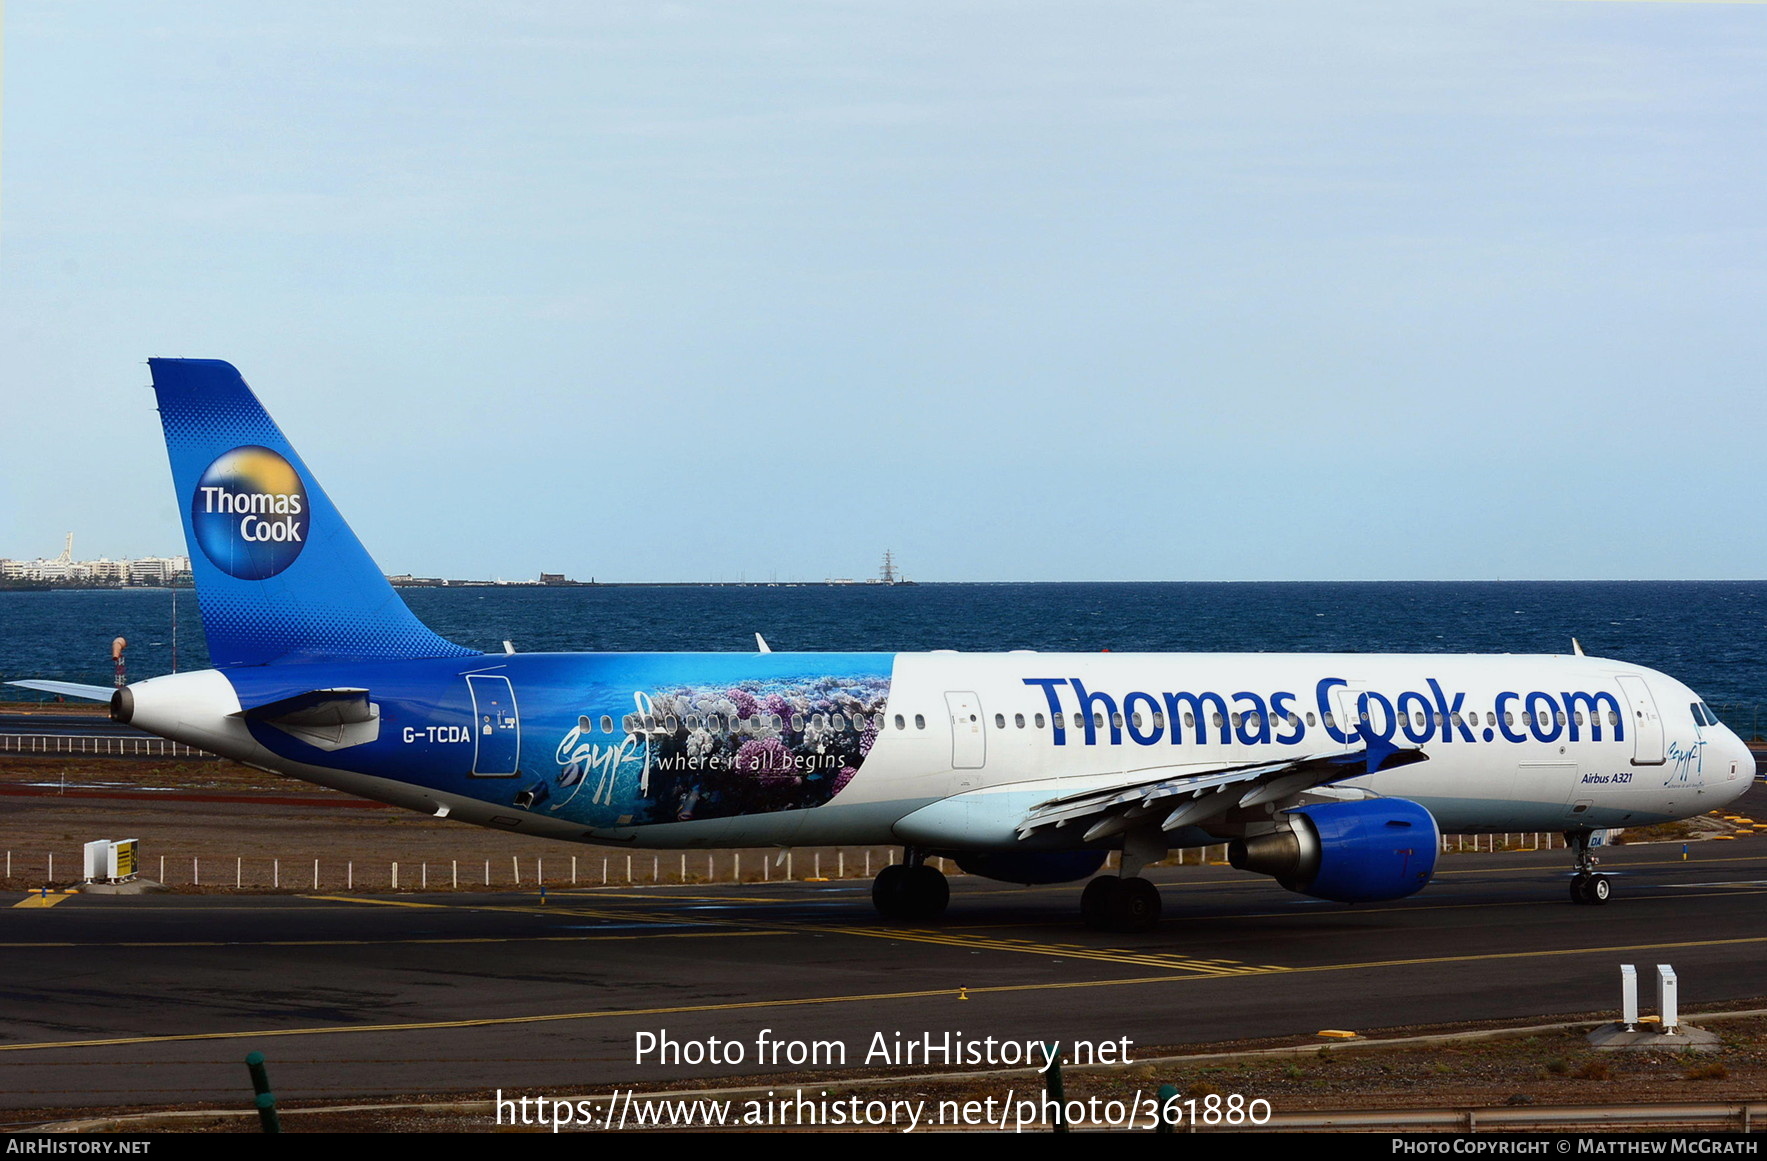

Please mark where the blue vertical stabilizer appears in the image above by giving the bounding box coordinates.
[150,358,478,667]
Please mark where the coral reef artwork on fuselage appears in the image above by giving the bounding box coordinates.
[544,658,893,828]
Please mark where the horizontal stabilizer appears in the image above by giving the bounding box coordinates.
[1016,740,1427,840]
[7,680,116,702]
[240,687,380,751]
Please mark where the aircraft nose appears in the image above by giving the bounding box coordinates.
[1737,732,1761,781]
[1718,726,1758,805]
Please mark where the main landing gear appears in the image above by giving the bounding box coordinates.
[872,848,949,922]
[1080,875,1162,933]
[1565,829,1611,906]
[1080,833,1166,933]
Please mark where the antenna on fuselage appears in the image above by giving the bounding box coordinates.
[1571,638,1585,657]
[755,633,772,654]
[503,640,515,655]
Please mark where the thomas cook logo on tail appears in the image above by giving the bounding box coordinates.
[190,446,311,579]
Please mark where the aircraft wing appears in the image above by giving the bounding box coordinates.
[7,680,116,702]
[1015,735,1428,842]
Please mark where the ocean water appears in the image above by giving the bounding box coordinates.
[3,582,1764,716]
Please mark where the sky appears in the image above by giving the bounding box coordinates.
[3,1,1765,583]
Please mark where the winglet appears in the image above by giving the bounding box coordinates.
[1361,731,1397,772]
[1360,732,1427,774]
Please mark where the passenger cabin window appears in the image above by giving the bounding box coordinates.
[914,713,926,730]
[894,714,906,730]
[1014,713,1025,728]
[994,713,1005,729]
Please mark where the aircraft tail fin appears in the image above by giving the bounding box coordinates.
[149,358,478,667]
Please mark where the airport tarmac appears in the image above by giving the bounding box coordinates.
[4,803,1767,1116]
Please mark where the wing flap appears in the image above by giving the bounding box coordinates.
[1016,737,1426,840]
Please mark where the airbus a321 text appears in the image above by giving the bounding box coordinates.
[17,360,1754,931]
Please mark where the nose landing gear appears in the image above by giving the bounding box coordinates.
[1566,829,1611,906]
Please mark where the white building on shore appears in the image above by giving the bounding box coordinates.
[0,535,190,586]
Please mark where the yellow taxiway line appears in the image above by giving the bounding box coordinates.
[5,931,1766,1056]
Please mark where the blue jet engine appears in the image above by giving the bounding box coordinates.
[1228,798,1438,902]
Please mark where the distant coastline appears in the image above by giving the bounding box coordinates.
[384,575,917,589]
[0,579,193,592]
[0,575,919,591]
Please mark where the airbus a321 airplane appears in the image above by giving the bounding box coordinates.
[18,360,1756,932]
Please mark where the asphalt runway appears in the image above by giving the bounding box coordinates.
[0,713,145,740]
[5,788,1767,1116]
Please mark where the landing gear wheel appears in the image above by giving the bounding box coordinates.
[902,864,949,921]
[1565,831,1607,906]
[872,864,909,920]
[872,863,948,922]
[1081,876,1115,929]
[1080,875,1162,933]
[1111,877,1161,933]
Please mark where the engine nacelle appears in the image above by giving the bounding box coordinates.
[1229,799,1438,902]
[953,850,1109,885]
